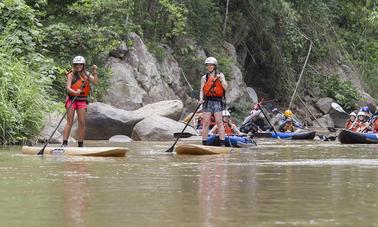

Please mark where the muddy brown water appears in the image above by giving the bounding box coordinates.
[0,139,377,226]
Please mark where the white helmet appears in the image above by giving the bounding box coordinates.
[222,110,231,117]
[357,111,366,117]
[349,112,357,117]
[205,57,218,66]
[73,56,85,64]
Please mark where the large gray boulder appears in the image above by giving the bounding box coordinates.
[39,111,67,144]
[312,114,335,128]
[103,32,190,110]
[72,100,184,140]
[329,109,349,128]
[131,116,198,141]
[315,97,335,114]
[82,102,139,140]
[133,100,183,121]
[223,42,250,104]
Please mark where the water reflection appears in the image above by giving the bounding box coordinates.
[64,162,89,227]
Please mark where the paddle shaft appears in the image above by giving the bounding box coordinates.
[38,76,89,155]
[165,76,222,152]
[257,99,280,138]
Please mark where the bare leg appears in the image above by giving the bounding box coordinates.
[63,107,76,140]
[76,108,86,142]
[214,112,225,140]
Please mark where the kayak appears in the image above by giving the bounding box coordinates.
[175,144,232,155]
[206,135,256,147]
[338,129,378,144]
[22,146,128,157]
[254,131,316,140]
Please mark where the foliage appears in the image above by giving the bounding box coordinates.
[1,0,377,143]
[147,42,167,63]
[0,0,54,144]
[316,74,360,110]
[132,0,187,43]
[0,53,52,144]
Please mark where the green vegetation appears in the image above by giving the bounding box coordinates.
[0,0,377,143]
[315,74,360,110]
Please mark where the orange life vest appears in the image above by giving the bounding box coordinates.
[345,120,353,129]
[223,123,234,135]
[352,121,368,133]
[68,72,90,98]
[371,117,378,133]
[203,74,224,97]
[282,122,294,132]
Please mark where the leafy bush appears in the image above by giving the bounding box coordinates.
[318,74,360,110]
[0,53,52,144]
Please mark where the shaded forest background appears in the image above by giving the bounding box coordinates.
[0,0,377,143]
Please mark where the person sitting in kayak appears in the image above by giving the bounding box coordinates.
[345,111,357,130]
[193,112,216,132]
[360,106,372,118]
[181,106,203,130]
[352,111,370,133]
[278,109,304,132]
[209,110,244,136]
[239,103,271,134]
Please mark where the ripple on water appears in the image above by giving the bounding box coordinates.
[260,159,378,166]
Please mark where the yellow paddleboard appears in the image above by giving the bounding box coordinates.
[22,146,128,157]
[175,144,232,155]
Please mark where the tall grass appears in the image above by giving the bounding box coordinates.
[0,53,51,144]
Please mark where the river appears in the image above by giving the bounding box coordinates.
[0,139,377,226]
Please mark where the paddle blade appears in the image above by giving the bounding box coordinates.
[331,102,348,114]
[173,132,194,138]
[246,87,258,103]
[165,145,175,153]
[37,148,45,155]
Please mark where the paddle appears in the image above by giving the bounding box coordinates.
[173,132,196,138]
[252,97,281,139]
[37,75,89,155]
[331,102,349,115]
[246,87,258,103]
[165,76,221,153]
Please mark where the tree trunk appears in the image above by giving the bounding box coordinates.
[223,0,230,34]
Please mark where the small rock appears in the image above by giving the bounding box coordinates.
[109,135,133,143]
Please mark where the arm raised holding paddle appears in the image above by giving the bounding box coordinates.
[62,56,98,148]
[38,56,99,155]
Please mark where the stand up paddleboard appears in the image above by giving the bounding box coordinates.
[175,144,232,155]
[22,146,128,157]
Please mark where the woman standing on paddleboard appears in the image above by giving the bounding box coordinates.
[199,57,228,146]
[62,56,98,147]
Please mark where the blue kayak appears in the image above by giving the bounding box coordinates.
[254,131,316,140]
[338,129,378,144]
[207,135,256,147]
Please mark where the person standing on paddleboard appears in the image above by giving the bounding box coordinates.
[199,57,228,146]
[62,56,98,147]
